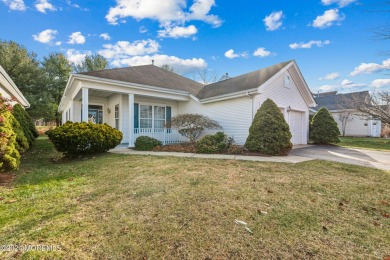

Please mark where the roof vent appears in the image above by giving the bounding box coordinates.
[152,59,154,65]
[218,72,230,81]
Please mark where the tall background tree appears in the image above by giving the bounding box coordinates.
[72,54,109,73]
[41,53,72,125]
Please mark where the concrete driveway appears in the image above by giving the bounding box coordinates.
[291,145,390,171]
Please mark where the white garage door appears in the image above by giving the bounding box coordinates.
[289,111,304,145]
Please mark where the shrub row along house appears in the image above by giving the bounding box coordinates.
[313,91,381,137]
[0,64,37,171]
[59,60,316,146]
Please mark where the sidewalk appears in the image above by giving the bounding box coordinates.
[109,146,314,164]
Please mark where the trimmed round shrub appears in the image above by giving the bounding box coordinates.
[0,109,20,171]
[134,136,162,151]
[196,132,229,154]
[47,122,123,157]
[245,98,292,155]
[310,107,340,144]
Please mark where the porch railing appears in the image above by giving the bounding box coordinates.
[134,128,187,145]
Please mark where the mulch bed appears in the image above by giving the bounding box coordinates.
[0,173,16,187]
[153,143,196,153]
[151,143,282,157]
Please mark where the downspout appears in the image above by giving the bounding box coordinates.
[246,92,254,120]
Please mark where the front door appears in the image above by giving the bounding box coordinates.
[88,105,103,124]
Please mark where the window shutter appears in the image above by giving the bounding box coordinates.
[134,103,139,129]
[166,106,171,129]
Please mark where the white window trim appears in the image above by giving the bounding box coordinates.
[284,73,291,89]
[138,103,167,129]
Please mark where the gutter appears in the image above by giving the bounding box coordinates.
[199,88,258,104]
[0,65,30,108]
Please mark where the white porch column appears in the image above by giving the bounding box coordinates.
[128,93,135,147]
[82,88,89,122]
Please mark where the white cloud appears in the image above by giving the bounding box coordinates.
[349,58,390,76]
[312,9,344,29]
[112,54,207,74]
[263,11,284,31]
[66,0,88,11]
[224,49,247,59]
[100,33,111,40]
[186,0,222,27]
[2,0,26,11]
[289,40,330,49]
[370,79,390,88]
[319,72,339,80]
[158,25,197,38]
[139,26,148,33]
[66,49,92,65]
[35,0,56,13]
[319,85,335,91]
[99,39,160,60]
[321,0,356,7]
[68,32,86,45]
[106,0,221,27]
[340,79,365,88]
[32,29,58,44]
[253,47,272,57]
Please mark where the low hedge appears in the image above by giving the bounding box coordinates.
[47,122,123,157]
[196,132,230,154]
[134,136,162,151]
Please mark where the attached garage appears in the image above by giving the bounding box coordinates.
[289,111,305,145]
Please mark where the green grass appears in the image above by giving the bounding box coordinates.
[1,137,389,259]
[339,136,390,151]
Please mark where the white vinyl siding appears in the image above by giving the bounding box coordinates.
[254,69,310,144]
[179,97,253,145]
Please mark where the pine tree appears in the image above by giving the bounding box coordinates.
[310,107,340,144]
[245,98,292,155]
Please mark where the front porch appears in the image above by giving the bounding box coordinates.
[61,84,191,147]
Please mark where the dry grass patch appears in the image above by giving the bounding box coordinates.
[0,138,389,259]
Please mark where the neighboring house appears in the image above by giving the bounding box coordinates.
[313,91,381,137]
[0,64,30,108]
[59,60,316,146]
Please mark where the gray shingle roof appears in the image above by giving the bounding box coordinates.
[79,65,204,96]
[197,61,292,99]
[77,61,293,99]
[314,91,370,111]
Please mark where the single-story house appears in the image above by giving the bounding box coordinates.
[313,91,381,137]
[0,64,30,108]
[59,60,316,146]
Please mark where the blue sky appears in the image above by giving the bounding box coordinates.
[1,0,389,93]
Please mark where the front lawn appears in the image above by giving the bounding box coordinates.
[339,136,390,151]
[0,137,389,259]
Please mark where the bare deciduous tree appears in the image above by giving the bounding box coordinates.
[193,69,219,84]
[341,91,390,124]
[170,114,222,142]
[337,111,353,136]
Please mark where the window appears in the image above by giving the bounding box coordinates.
[115,105,119,130]
[154,106,165,129]
[139,105,166,129]
[284,74,291,88]
[140,105,153,128]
